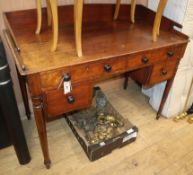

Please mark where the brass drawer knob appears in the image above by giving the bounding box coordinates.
[161,69,168,76]
[67,96,75,104]
[104,64,112,72]
[141,56,149,64]
[167,50,174,57]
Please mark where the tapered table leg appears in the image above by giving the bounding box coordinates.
[33,96,51,168]
[156,77,174,120]
[49,0,58,52]
[16,68,31,120]
[152,0,168,42]
[74,0,83,57]
[28,74,51,169]
[35,0,42,34]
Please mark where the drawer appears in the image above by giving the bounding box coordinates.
[40,63,101,89]
[102,57,127,75]
[127,45,183,70]
[40,68,69,89]
[43,82,93,118]
[70,58,126,80]
[147,58,179,86]
[40,58,126,89]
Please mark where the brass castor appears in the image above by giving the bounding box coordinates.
[173,112,188,122]
[187,115,193,124]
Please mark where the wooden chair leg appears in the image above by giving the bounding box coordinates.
[35,0,42,34]
[131,0,136,23]
[74,0,83,57]
[114,0,136,23]
[114,0,121,20]
[152,0,168,42]
[46,0,52,26]
[49,0,58,52]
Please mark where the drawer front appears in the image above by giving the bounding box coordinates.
[40,58,126,89]
[71,58,126,80]
[40,68,69,89]
[127,45,183,70]
[40,45,185,89]
[102,57,127,75]
[44,82,93,118]
[148,58,179,85]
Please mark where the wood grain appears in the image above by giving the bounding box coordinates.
[3,4,189,169]
[1,81,193,174]
[3,5,188,76]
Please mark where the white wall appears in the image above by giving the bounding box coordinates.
[144,0,193,117]
[148,0,188,24]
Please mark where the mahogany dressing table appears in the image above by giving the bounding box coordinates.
[3,4,188,168]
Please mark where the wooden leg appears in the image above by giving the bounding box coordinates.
[27,75,51,169]
[152,0,168,42]
[114,0,136,23]
[46,0,52,27]
[156,78,174,120]
[74,0,83,57]
[124,72,129,90]
[131,0,136,23]
[49,0,58,52]
[35,0,42,34]
[32,96,51,168]
[16,68,31,120]
[114,0,121,20]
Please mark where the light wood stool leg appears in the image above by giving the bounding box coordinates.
[35,0,42,34]
[46,0,52,26]
[74,0,83,57]
[152,0,168,42]
[114,0,136,23]
[114,0,121,20]
[49,0,58,52]
[131,0,136,23]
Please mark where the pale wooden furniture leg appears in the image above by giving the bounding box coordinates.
[46,0,52,26]
[49,0,58,52]
[131,0,136,23]
[114,0,136,23]
[74,0,83,57]
[152,0,168,42]
[36,0,52,34]
[35,0,42,34]
[114,0,121,20]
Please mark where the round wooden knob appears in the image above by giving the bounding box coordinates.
[67,96,75,104]
[141,56,149,64]
[167,51,174,57]
[161,69,168,76]
[104,64,112,72]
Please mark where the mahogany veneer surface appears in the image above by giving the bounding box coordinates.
[4,4,188,75]
[3,4,189,168]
